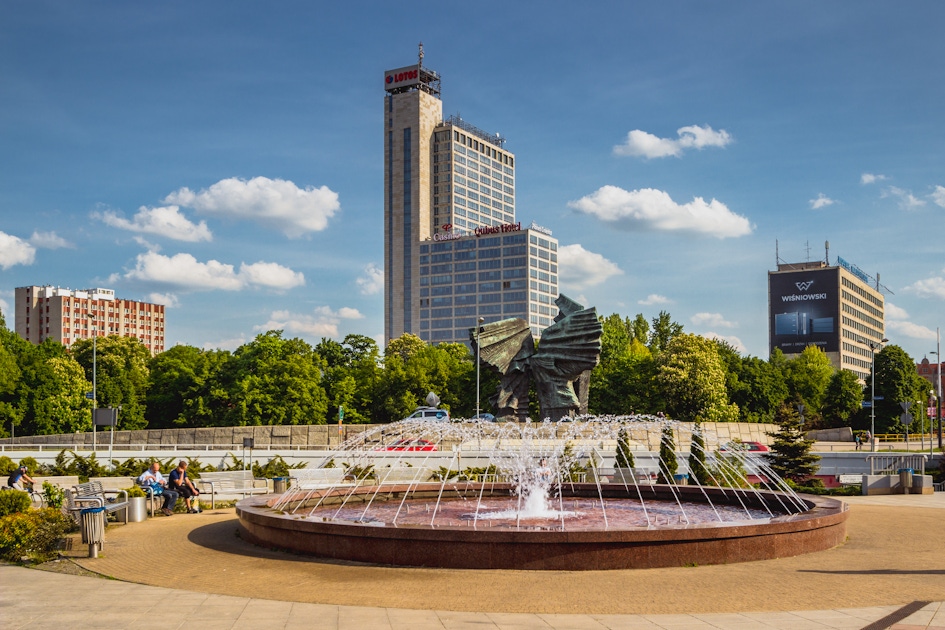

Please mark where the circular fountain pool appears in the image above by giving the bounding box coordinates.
[237,416,848,570]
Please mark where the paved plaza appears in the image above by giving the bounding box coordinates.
[1,493,943,629]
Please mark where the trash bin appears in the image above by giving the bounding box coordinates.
[123,496,147,523]
[898,468,914,494]
[80,506,105,558]
[673,474,690,486]
[273,477,288,494]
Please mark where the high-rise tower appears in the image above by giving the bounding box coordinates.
[383,48,557,346]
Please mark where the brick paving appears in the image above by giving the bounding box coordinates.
[1,493,942,629]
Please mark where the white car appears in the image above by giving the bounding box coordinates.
[404,407,450,422]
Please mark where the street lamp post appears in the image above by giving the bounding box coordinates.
[932,327,942,450]
[869,337,889,452]
[475,317,484,419]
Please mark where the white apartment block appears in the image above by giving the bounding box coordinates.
[15,285,166,355]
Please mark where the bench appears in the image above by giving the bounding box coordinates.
[197,471,269,509]
[65,481,129,525]
[837,474,863,486]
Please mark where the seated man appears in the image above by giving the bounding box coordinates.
[167,460,201,513]
[7,465,35,491]
[137,462,179,516]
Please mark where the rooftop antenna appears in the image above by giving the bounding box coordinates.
[775,239,779,266]
[418,41,424,68]
[804,240,811,262]
[825,240,830,265]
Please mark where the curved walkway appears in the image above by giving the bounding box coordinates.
[2,493,943,629]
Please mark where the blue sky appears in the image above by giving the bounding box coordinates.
[1,1,943,362]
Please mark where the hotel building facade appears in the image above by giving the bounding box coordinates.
[383,53,559,345]
[768,257,885,381]
[14,285,166,355]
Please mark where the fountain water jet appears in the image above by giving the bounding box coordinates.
[237,415,848,570]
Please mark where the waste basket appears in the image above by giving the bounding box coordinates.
[273,477,288,494]
[673,474,690,486]
[898,468,914,494]
[80,506,105,558]
[123,496,147,523]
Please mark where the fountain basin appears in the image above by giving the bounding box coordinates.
[237,484,848,570]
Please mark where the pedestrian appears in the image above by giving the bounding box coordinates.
[854,434,861,450]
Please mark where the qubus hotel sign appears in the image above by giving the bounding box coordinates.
[384,65,420,90]
[432,222,523,242]
[768,268,840,354]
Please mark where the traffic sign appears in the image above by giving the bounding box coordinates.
[862,401,872,408]
[85,392,94,399]
[900,412,913,425]
[900,401,913,411]
[874,396,884,400]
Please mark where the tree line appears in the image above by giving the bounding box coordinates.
[0,309,934,437]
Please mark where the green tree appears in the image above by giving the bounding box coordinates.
[729,355,789,423]
[590,314,655,414]
[873,345,928,434]
[688,423,710,484]
[615,427,635,468]
[821,369,864,429]
[767,403,820,482]
[222,331,329,426]
[783,345,834,423]
[0,311,25,437]
[655,334,738,422]
[648,311,683,356]
[657,424,678,484]
[71,336,151,430]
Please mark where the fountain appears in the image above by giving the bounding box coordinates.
[237,416,849,570]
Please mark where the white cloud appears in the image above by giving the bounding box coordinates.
[239,261,306,290]
[885,302,937,341]
[0,293,10,315]
[356,263,384,295]
[255,306,364,339]
[860,173,887,185]
[556,244,623,290]
[931,185,945,208]
[613,124,733,159]
[115,251,304,291]
[569,185,752,238]
[884,302,910,321]
[638,294,672,306]
[94,205,212,242]
[203,335,246,351]
[883,186,926,210]
[147,292,180,308]
[809,193,836,210]
[691,312,737,329]
[29,231,73,249]
[0,231,35,269]
[165,176,340,238]
[886,320,937,340]
[702,332,747,354]
[903,270,945,300]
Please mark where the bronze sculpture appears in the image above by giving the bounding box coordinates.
[470,295,602,421]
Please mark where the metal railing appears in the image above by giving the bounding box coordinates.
[866,454,928,475]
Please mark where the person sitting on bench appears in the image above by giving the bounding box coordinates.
[137,462,179,516]
[168,460,201,513]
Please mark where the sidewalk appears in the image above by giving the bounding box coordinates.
[2,493,943,629]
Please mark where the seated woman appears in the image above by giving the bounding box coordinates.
[137,462,179,516]
[167,460,201,513]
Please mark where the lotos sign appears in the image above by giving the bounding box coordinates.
[384,65,421,91]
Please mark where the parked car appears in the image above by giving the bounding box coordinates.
[472,413,496,422]
[720,441,769,452]
[383,438,437,451]
[404,407,450,422]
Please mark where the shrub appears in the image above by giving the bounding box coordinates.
[615,428,635,469]
[41,482,65,509]
[0,489,31,517]
[0,456,15,476]
[126,486,146,498]
[17,457,40,474]
[0,508,74,562]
